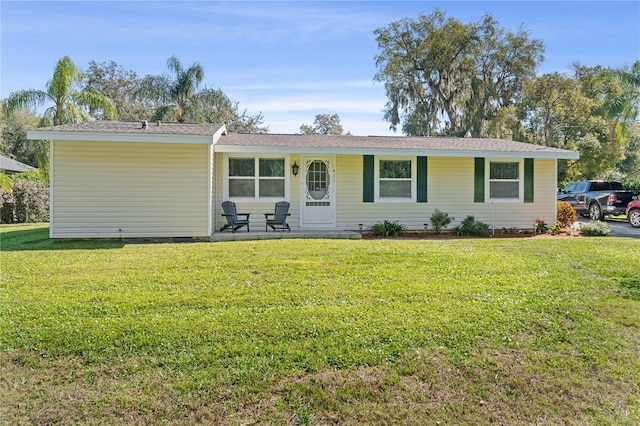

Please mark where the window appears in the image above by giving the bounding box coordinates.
[486,159,523,202]
[306,160,329,200]
[227,156,286,199]
[375,157,416,201]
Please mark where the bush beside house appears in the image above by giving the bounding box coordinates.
[0,180,49,223]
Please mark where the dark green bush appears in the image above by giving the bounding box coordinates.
[454,216,489,236]
[369,220,406,237]
[12,180,49,223]
[581,220,610,236]
[430,209,453,234]
[0,192,15,223]
[535,219,548,233]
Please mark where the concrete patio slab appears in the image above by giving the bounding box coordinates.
[211,230,362,242]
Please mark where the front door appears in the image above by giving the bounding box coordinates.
[301,156,336,228]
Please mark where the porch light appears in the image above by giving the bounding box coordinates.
[291,161,299,176]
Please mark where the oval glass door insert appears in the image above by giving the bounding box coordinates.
[306,160,329,200]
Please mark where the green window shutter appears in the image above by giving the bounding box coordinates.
[524,158,534,203]
[363,155,374,202]
[417,156,428,203]
[474,157,485,203]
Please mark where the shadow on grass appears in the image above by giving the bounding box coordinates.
[0,225,125,251]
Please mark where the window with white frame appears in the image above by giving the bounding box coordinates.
[227,156,286,199]
[375,157,415,201]
[487,159,523,202]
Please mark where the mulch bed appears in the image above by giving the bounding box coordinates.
[362,231,582,239]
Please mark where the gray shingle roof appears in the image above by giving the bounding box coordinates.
[31,121,225,136]
[27,121,578,159]
[218,133,576,157]
[0,155,36,173]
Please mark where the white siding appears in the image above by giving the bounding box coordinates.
[214,154,301,232]
[213,153,557,232]
[52,141,210,238]
[336,155,558,231]
[210,144,216,234]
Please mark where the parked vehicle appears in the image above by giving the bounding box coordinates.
[557,180,638,221]
[627,200,640,228]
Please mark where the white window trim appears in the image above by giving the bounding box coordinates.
[223,154,290,201]
[374,156,416,203]
[485,158,524,203]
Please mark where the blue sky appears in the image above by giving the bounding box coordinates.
[2,1,639,135]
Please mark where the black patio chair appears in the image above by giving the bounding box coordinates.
[220,201,250,232]
[264,201,291,232]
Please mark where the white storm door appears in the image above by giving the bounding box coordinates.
[300,156,336,228]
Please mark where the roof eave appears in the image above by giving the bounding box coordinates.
[213,144,580,160]
[26,130,218,144]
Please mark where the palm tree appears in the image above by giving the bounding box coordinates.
[601,61,640,158]
[3,56,117,127]
[139,56,204,123]
[0,171,13,195]
[608,60,640,122]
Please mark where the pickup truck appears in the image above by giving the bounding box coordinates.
[557,180,638,221]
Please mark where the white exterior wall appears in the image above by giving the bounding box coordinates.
[210,144,216,234]
[213,153,557,232]
[336,155,557,231]
[51,141,210,238]
[213,154,301,232]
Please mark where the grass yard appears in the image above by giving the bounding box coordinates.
[1,224,639,425]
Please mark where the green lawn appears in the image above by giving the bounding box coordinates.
[1,224,639,425]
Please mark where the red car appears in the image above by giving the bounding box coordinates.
[627,199,640,228]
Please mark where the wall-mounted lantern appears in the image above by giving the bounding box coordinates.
[292,161,299,176]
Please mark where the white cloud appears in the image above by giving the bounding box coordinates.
[243,93,385,114]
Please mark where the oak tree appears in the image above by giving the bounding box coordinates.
[374,9,544,137]
[299,113,349,135]
[85,60,153,121]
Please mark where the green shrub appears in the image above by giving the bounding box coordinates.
[535,219,548,234]
[581,220,611,236]
[548,223,566,235]
[12,180,49,223]
[368,220,406,237]
[454,216,489,237]
[430,209,453,234]
[16,169,48,183]
[557,201,577,227]
[1,192,15,223]
[621,177,640,192]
